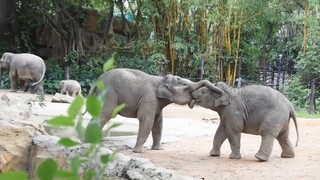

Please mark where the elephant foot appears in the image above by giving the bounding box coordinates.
[10,89,17,92]
[255,151,269,161]
[281,151,295,158]
[229,152,241,159]
[209,148,221,156]
[133,146,144,153]
[151,144,164,150]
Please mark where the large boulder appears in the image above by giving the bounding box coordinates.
[0,94,46,173]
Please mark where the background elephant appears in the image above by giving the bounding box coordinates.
[189,82,299,161]
[89,68,210,153]
[0,52,46,95]
[59,80,82,97]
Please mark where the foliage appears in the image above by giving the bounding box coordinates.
[0,56,123,180]
[296,110,320,118]
[283,76,310,110]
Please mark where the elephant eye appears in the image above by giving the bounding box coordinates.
[201,90,205,94]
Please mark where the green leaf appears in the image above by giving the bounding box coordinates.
[37,158,57,180]
[100,154,111,164]
[86,95,102,117]
[85,121,103,143]
[71,157,81,175]
[111,103,126,118]
[0,171,28,180]
[55,170,76,178]
[68,96,84,119]
[106,122,122,132]
[46,116,74,127]
[75,116,85,138]
[95,81,105,91]
[58,138,81,147]
[103,52,116,72]
[83,169,95,180]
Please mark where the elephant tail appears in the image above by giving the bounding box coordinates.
[290,111,299,147]
[31,59,46,87]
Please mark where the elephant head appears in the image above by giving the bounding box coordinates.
[189,82,229,109]
[157,75,213,105]
[0,52,13,63]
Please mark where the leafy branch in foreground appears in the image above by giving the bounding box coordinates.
[0,53,124,180]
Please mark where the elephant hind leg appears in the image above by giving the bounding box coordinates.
[277,128,295,158]
[99,97,117,128]
[255,135,275,161]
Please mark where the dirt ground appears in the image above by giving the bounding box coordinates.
[1,89,320,180]
[121,106,320,180]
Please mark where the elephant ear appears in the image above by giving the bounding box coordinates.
[0,52,12,63]
[214,94,230,107]
[156,75,174,101]
[205,82,230,107]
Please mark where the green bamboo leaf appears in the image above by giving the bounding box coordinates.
[37,158,57,180]
[58,138,81,147]
[86,95,102,117]
[0,171,28,180]
[85,121,102,143]
[111,103,126,118]
[68,96,84,119]
[46,116,74,126]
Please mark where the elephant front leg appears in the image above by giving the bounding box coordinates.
[255,135,275,161]
[226,128,242,159]
[9,71,17,92]
[151,113,163,150]
[210,124,227,156]
[133,114,155,153]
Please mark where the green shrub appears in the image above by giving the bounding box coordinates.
[283,76,310,110]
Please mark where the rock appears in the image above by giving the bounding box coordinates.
[31,135,196,180]
[0,94,32,120]
[0,93,46,173]
[0,119,46,173]
[51,93,75,103]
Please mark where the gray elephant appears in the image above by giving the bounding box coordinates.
[59,80,82,97]
[0,52,46,95]
[189,82,299,161]
[89,68,210,153]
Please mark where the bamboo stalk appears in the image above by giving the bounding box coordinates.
[303,0,308,55]
[232,8,243,85]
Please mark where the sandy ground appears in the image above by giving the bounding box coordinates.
[121,105,320,180]
[1,89,320,180]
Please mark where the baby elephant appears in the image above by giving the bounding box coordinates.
[59,80,82,97]
[189,82,299,161]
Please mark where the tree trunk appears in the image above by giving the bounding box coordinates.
[309,79,316,114]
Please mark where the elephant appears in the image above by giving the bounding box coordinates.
[189,82,299,161]
[0,52,46,95]
[59,80,82,97]
[88,68,210,153]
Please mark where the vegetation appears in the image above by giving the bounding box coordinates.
[0,0,319,111]
[0,56,123,180]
